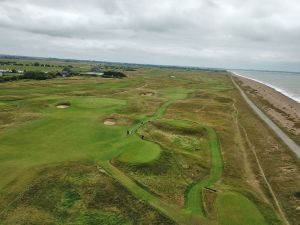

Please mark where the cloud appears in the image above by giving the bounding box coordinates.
[0,0,300,71]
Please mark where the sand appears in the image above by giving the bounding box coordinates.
[56,105,69,109]
[235,76,300,136]
[104,118,117,125]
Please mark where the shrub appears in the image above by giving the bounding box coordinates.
[22,71,57,80]
[103,71,127,78]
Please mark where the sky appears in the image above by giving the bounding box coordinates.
[0,0,300,71]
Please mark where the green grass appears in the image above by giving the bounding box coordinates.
[0,101,9,107]
[216,191,268,225]
[0,96,151,188]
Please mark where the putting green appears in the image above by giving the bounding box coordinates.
[216,191,268,225]
[116,139,161,164]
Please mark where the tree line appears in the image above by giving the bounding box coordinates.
[0,71,57,83]
[0,70,127,83]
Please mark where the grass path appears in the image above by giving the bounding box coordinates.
[185,126,222,216]
[100,161,208,225]
[128,100,173,134]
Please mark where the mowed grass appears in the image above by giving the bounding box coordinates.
[0,97,121,188]
[216,191,268,225]
[0,97,161,187]
[0,79,160,189]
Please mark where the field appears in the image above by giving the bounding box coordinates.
[0,58,299,225]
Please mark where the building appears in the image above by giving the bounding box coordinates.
[0,69,11,76]
[56,71,70,77]
[0,69,10,73]
[80,72,104,76]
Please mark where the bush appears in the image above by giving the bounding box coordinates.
[22,71,57,80]
[103,71,126,78]
[0,75,21,83]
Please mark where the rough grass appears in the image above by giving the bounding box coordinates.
[0,161,173,225]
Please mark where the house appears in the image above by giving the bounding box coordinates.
[0,69,10,73]
[80,72,104,76]
[56,71,70,77]
[0,69,11,76]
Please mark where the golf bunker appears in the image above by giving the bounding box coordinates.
[104,118,117,125]
[56,102,71,109]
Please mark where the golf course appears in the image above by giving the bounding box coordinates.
[0,59,299,225]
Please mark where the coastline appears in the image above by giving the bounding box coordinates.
[230,72,300,147]
[230,71,300,103]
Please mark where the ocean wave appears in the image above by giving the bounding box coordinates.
[228,70,300,103]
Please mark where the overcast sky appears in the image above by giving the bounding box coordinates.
[0,0,300,71]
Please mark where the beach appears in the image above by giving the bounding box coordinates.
[233,75,300,144]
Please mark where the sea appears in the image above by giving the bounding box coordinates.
[230,70,300,103]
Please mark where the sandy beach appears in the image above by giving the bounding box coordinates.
[234,75,300,140]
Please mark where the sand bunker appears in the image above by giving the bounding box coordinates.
[140,92,154,97]
[56,102,71,109]
[56,105,69,109]
[104,118,117,125]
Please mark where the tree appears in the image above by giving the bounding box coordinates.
[22,71,56,80]
[103,71,127,78]
[62,66,72,73]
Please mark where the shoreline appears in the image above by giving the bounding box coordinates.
[229,71,300,147]
[229,71,300,103]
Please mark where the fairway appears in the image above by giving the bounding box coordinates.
[0,65,286,225]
